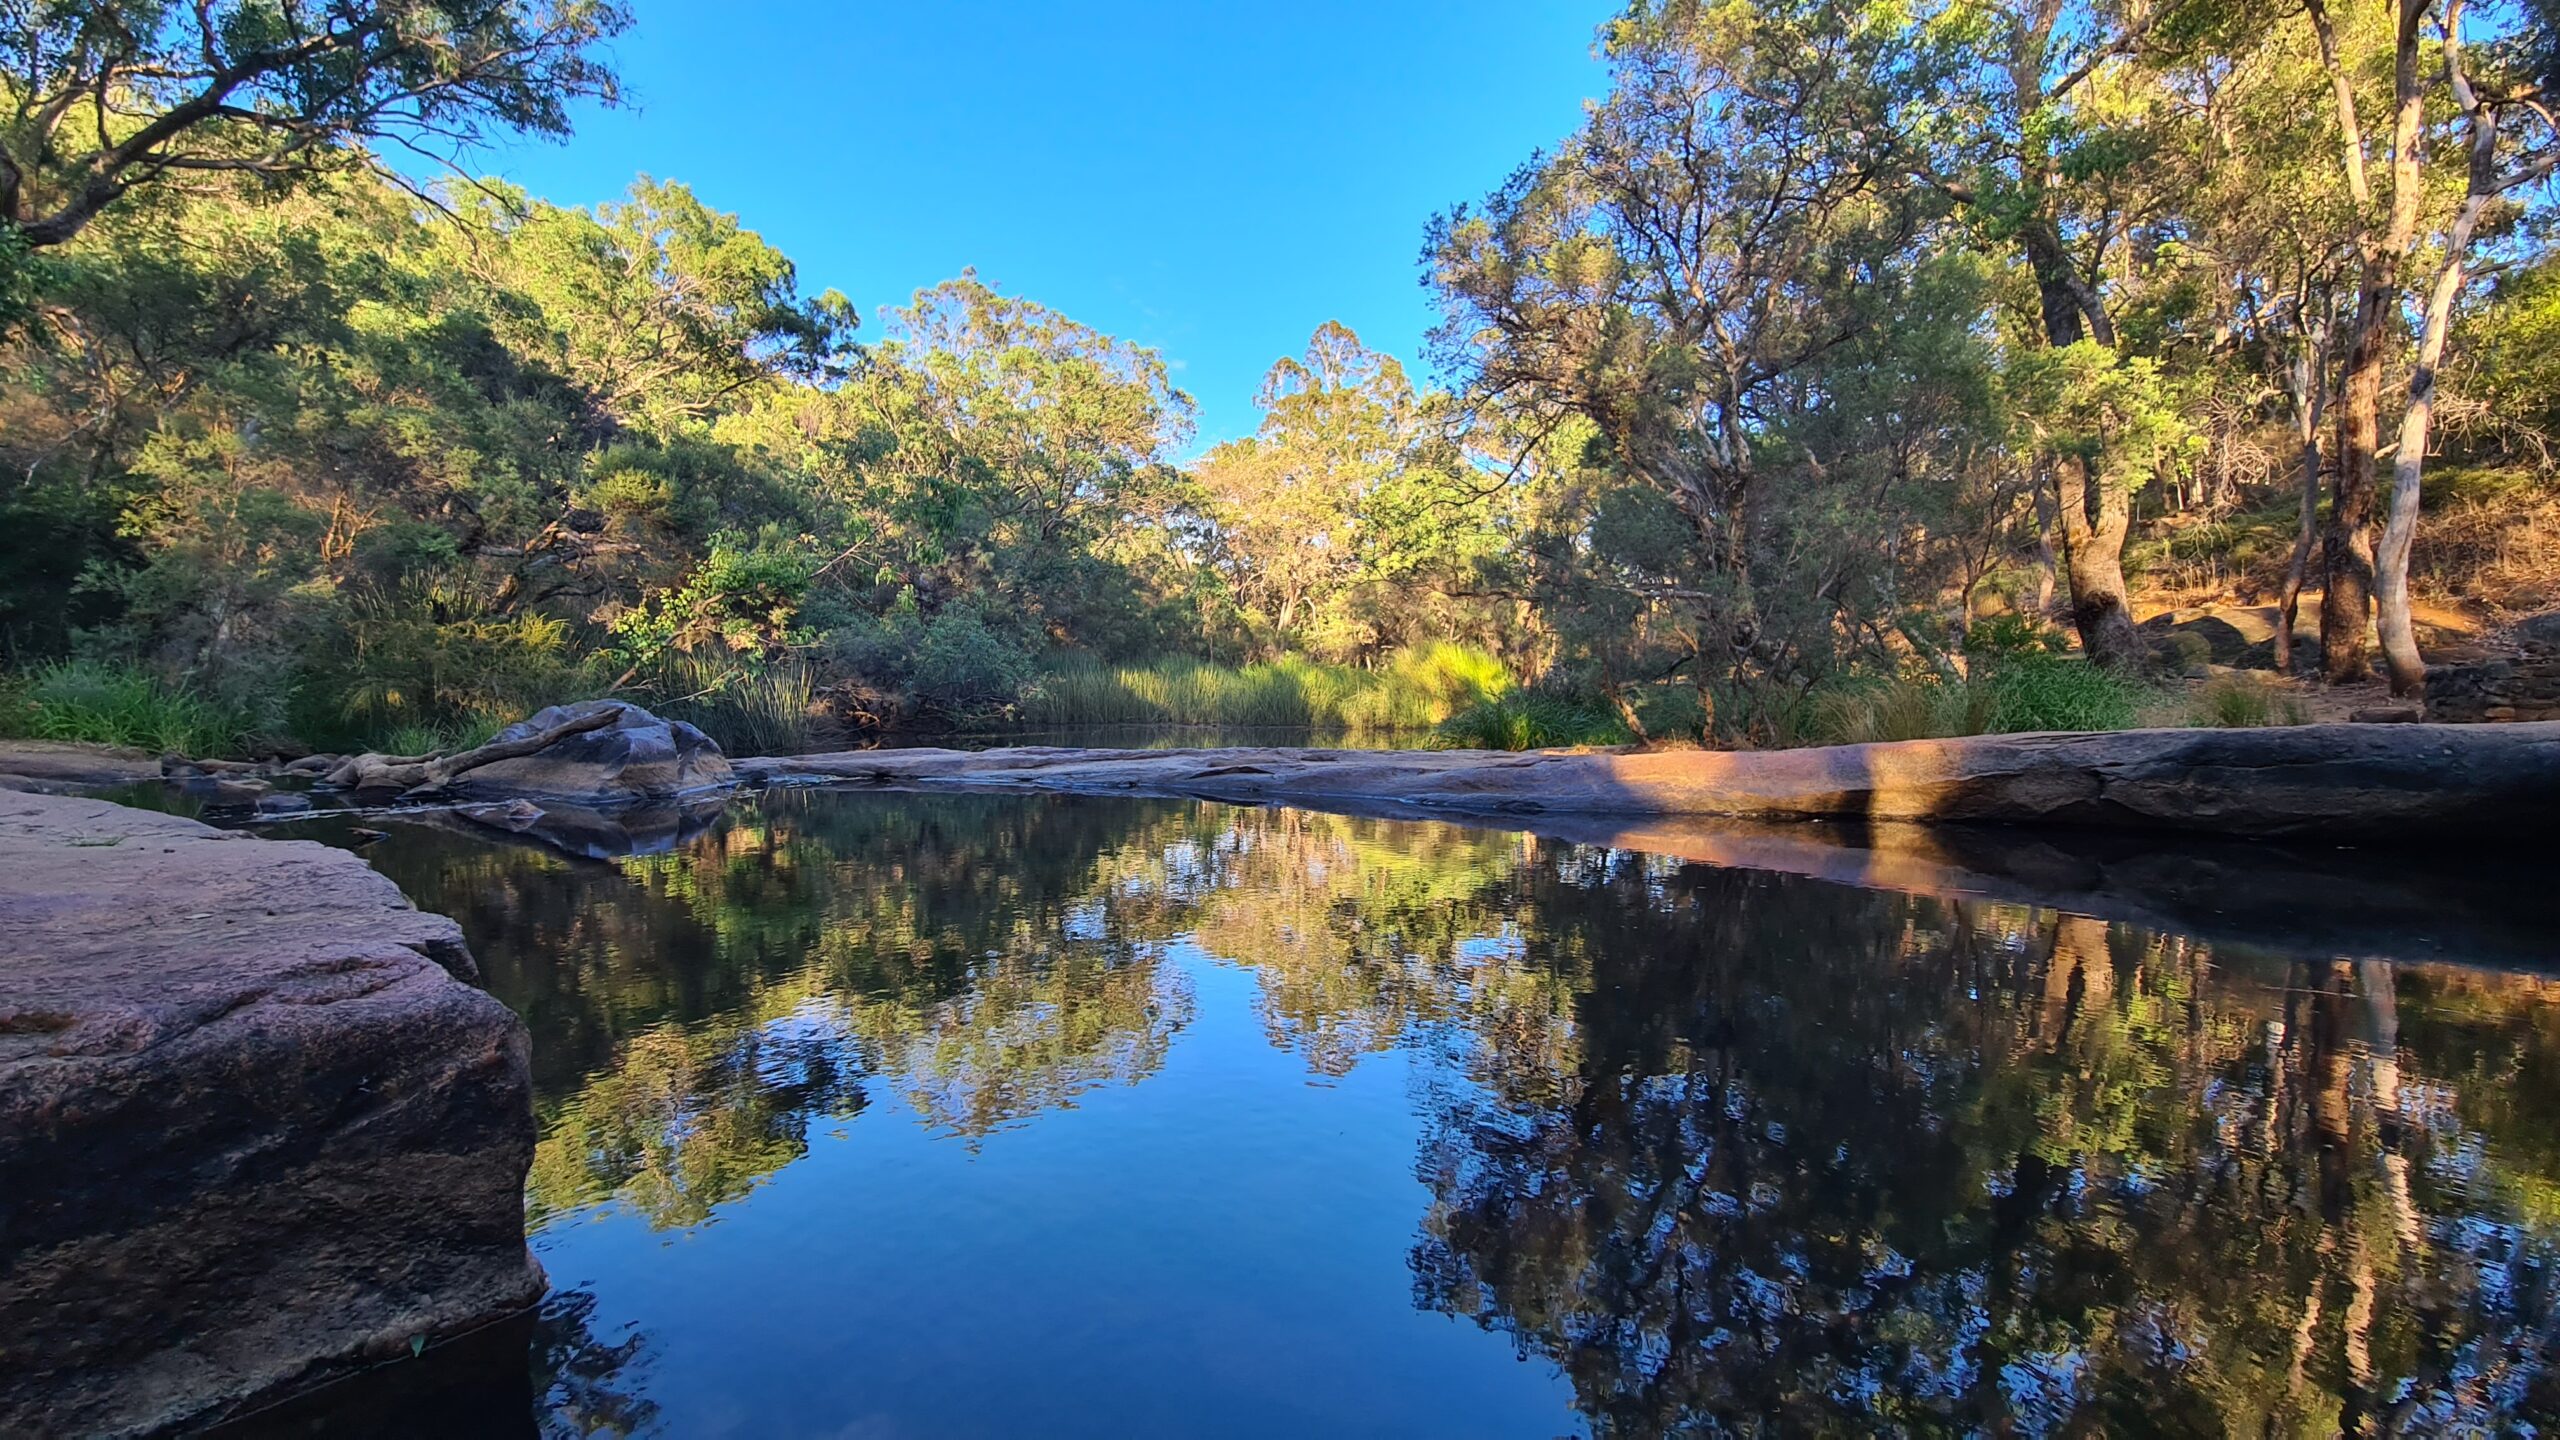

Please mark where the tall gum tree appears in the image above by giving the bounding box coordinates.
[2369,0,2559,693]
[0,0,627,252]
[1426,0,1922,697]
[1909,0,2177,670]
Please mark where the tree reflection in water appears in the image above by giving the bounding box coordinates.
[355,790,2560,1433]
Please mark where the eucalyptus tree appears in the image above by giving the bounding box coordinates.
[1194,322,1417,652]
[1428,0,1933,704]
[2293,0,2557,687]
[1905,0,2199,669]
[0,0,625,250]
[452,177,858,440]
[2365,0,2560,693]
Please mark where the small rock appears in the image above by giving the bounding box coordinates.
[195,778,271,806]
[283,755,340,777]
[2350,706,2423,724]
[460,798,549,833]
[348,827,389,847]
[254,792,313,815]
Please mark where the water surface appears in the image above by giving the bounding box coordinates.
[254,790,2560,1435]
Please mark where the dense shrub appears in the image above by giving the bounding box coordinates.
[826,603,1040,722]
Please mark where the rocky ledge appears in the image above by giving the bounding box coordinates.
[739,720,2560,844]
[0,739,162,794]
[0,793,539,1436]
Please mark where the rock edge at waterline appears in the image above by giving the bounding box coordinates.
[0,792,540,1437]
[738,721,2560,844]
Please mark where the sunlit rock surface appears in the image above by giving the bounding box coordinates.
[739,720,2560,843]
[0,793,538,1435]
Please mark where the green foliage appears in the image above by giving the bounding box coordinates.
[1020,645,1512,732]
[825,600,1040,722]
[0,0,628,250]
[1963,613,2071,659]
[1429,691,1631,750]
[0,659,253,757]
[1811,655,2143,745]
[610,535,814,672]
[644,655,814,756]
[9,0,2558,756]
[1983,655,2144,734]
[325,580,600,749]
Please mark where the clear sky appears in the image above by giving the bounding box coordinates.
[452,0,1609,452]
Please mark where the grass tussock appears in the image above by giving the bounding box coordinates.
[644,655,815,756]
[1020,644,1511,732]
[2184,673,2307,728]
[0,659,254,757]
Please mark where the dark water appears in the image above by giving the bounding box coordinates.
[243,790,2560,1436]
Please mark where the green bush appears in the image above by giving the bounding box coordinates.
[3,659,254,756]
[325,579,602,749]
[826,602,1039,722]
[1812,674,1994,745]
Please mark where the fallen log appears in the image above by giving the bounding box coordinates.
[323,705,623,796]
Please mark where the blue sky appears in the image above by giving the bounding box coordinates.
[454,1,1609,451]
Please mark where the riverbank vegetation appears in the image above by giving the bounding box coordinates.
[2,0,2557,756]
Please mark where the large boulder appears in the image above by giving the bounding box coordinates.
[443,699,733,805]
[0,793,540,1435]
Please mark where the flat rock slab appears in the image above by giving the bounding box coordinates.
[739,721,2560,844]
[0,793,538,1436]
[0,740,160,794]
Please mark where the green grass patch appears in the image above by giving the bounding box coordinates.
[1429,691,1632,750]
[1021,644,1511,733]
[1811,655,2144,745]
[0,659,255,757]
[644,655,814,756]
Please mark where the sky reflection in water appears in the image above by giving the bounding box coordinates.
[334,789,2560,1437]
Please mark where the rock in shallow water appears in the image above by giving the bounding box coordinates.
[0,793,539,1435]
[442,699,734,805]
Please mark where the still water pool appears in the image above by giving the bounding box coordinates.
[251,788,2560,1436]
